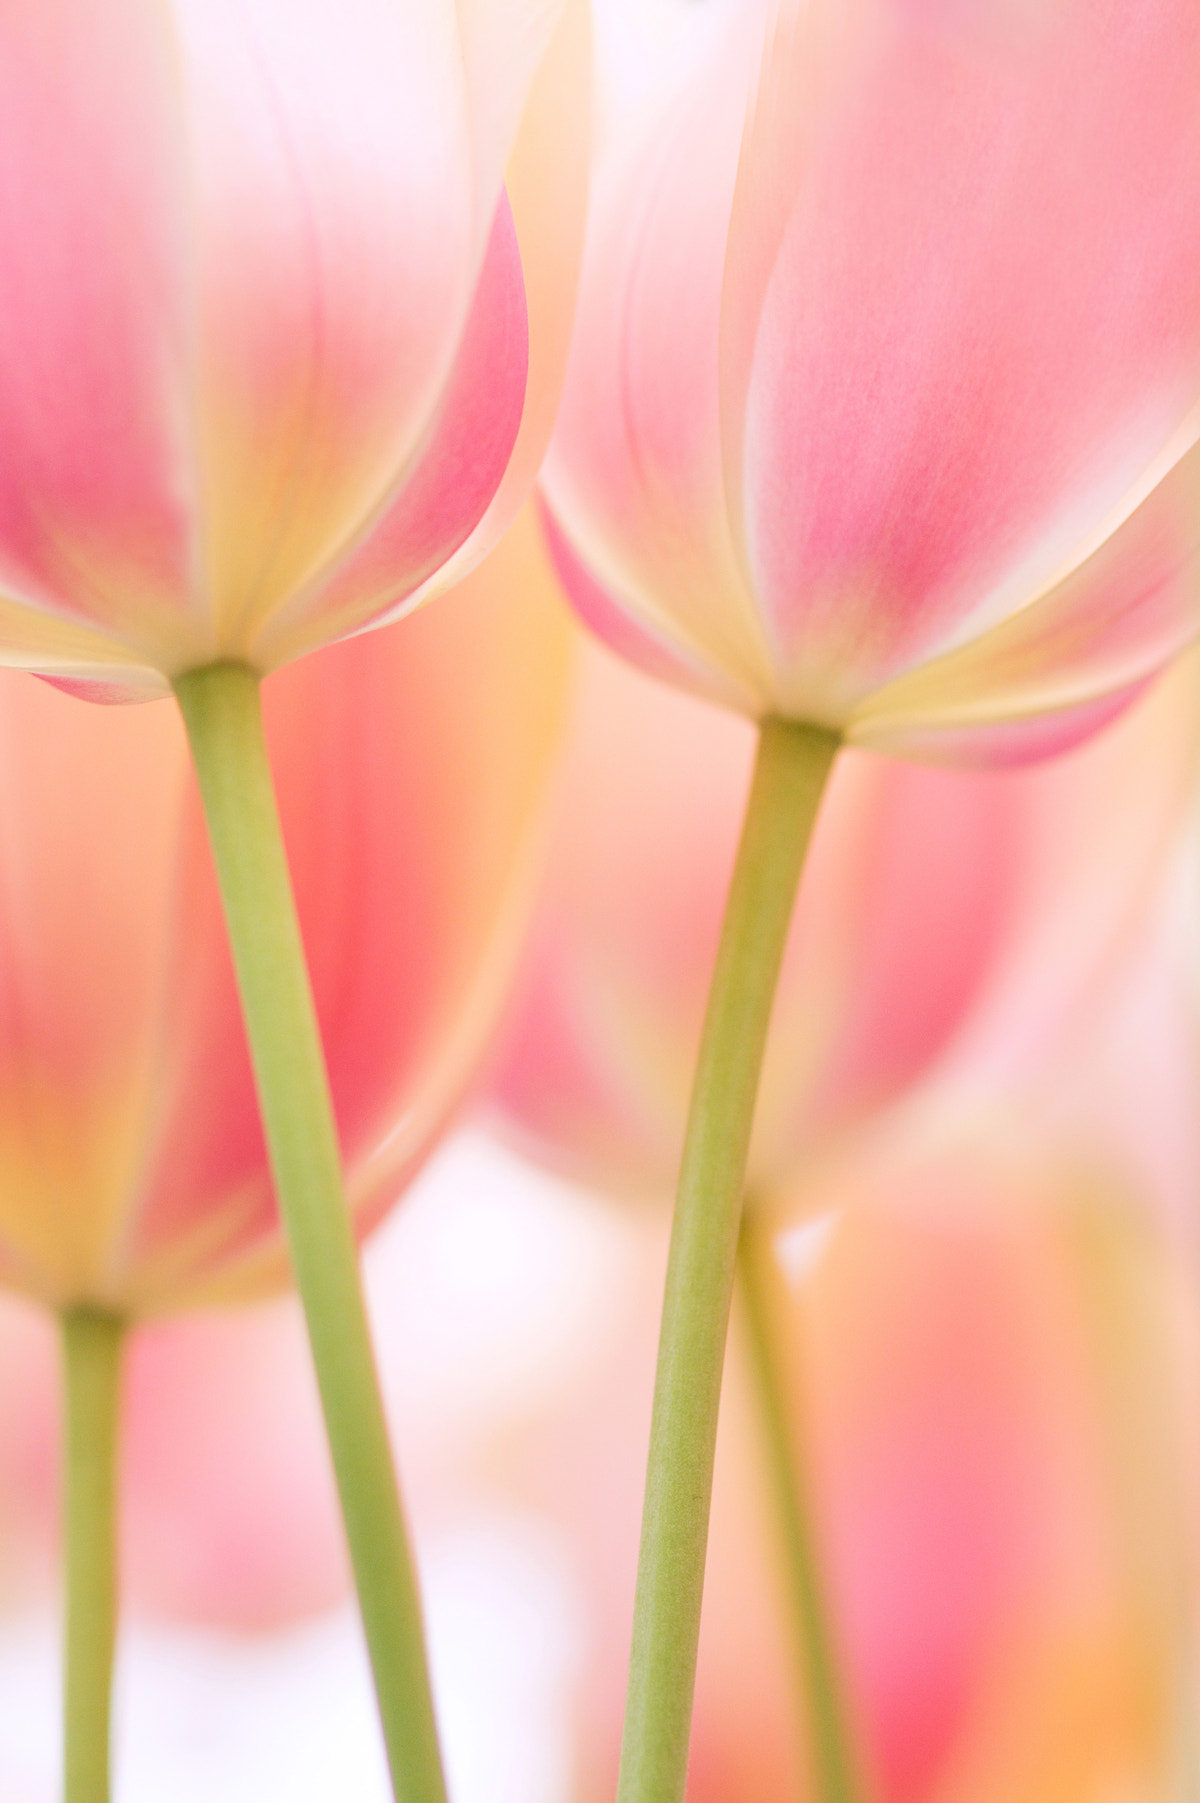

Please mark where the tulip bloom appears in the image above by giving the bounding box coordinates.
[0,0,588,696]
[0,517,567,1316]
[545,0,1200,762]
[492,632,1200,1201]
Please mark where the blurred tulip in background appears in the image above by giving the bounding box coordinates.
[483,1120,1197,1803]
[492,599,1200,1201]
[0,510,568,1315]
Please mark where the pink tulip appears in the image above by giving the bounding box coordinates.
[487,1126,1194,1803]
[491,595,1200,1200]
[0,0,589,696]
[544,0,1200,762]
[0,1289,345,1629]
[0,505,569,1315]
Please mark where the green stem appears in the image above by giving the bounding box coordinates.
[738,1215,863,1803]
[617,716,840,1803]
[173,662,446,1803]
[62,1307,124,1803]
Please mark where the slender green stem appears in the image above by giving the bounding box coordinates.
[738,1215,863,1803]
[617,716,840,1803]
[173,662,446,1803]
[62,1307,124,1803]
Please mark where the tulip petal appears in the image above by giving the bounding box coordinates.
[124,509,570,1309]
[542,0,779,707]
[542,507,749,713]
[735,0,1200,719]
[848,425,1200,761]
[0,0,196,655]
[0,678,185,1306]
[254,192,529,667]
[415,0,593,604]
[0,594,171,699]
[174,0,480,653]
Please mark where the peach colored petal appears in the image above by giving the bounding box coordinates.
[454,0,579,253]
[0,596,171,699]
[0,1,588,684]
[542,507,746,712]
[0,506,568,1315]
[0,679,186,1303]
[116,508,570,1312]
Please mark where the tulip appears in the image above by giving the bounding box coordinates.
[0,1291,345,1631]
[0,522,567,1315]
[491,630,1200,1202]
[484,1122,1194,1803]
[0,508,569,1799]
[545,0,1200,762]
[538,7,1200,1789]
[0,0,588,696]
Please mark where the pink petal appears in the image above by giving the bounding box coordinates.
[126,513,570,1308]
[541,505,745,710]
[542,0,776,706]
[851,428,1200,759]
[174,0,481,652]
[425,0,593,600]
[0,0,195,650]
[739,0,1200,713]
[256,193,529,666]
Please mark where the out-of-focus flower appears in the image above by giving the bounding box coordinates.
[490,593,1200,1199]
[544,0,1200,763]
[0,1131,640,1640]
[0,506,569,1315]
[486,1122,1196,1803]
[0,0,589,696]
[0,1289,345,1628]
